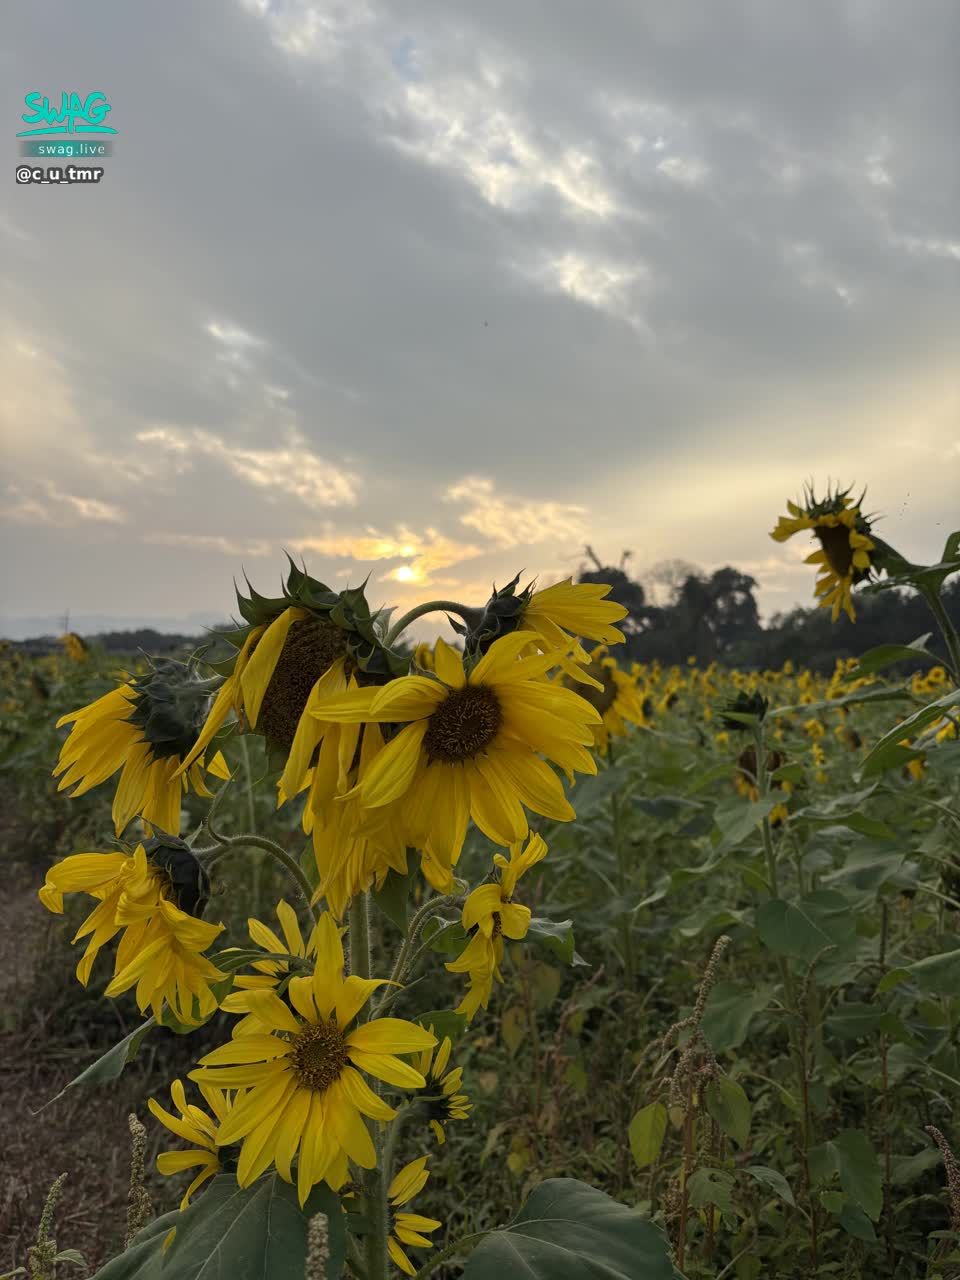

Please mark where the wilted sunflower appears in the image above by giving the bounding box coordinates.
[39,839,226,1022]
[446,834,547,1021]
[770,486,878,622]
[461,574,628,689]
[178,565,404,790]
[54,660,230,836]
[415,1032,472,1144]
[387,1157,443,1276]
[189,913,435,1206]
[310,634,599,889]
[149,1079,236,1208]
[563,645,646,754]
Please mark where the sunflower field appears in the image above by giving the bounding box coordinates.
[3,494,960,1280]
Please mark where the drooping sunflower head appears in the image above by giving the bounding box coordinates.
[122,658,218,762]
[719,689,769,732]
[141,832,211,916]
[196,562,409,767]
[54,659,230,836]
[460,572,626,665]
[770,485,878,622]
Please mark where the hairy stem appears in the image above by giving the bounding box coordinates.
[202,832,316,922]
[384,601,480,648]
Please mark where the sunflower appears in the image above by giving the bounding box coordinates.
[770,486,877,622]
[463,575,628,690]
[54,661,230,836]
[189,913,435,1206]
[445,835,547,1021]
[60,631,89,663]
[563,645,646,754]
[217,900,320,1033]
[149,1079,236,1208]
[178,566,404,788]
[414,1033,472,1144]
[310,633,599,890]
[387,1157,443,1276]
[39,842,226,1022]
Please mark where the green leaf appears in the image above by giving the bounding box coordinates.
[891,947,960,995]
[770,686,913,717]
[837,1203,877,1242]
[372,864,414,934]
[825,1003,884,1040]
[744,1166,796,1207]
[90,1175,345,1280]
[891,1146,944,1185]
[756,891,856,966]
[526,917,589,967]
[705,1077,751,1147]
[53,1250,87,1268]
[460,1178,678,1279]
[713,796,779,855]
[501,1006,527,1055]
[570,765,629,814]
[422,917,468,954]
[687,1168,736,1216]
[416,1009,467,1041]
[860,687,960,777]
[629,1103,668,1170]
[849,634,936,677]
[701,982,773,1054]
[828,1129,883,1221]
[36,1018,156,1112]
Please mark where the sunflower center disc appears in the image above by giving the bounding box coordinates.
[423,685,503,763]
[259,619,352,749]
[290,1019,350,1093]
[814,524,855,578]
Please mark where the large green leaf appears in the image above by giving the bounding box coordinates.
[827,1129,883,1222]
[461,1178,678,1279]
[701,982,774,1054]
[629,1103,668,1170]
[91,1175,345,1280]
[860,687,960,777]
[849,634,935,677]
[756,891,856,965]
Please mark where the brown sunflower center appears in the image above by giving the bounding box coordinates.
[289,1019,350,1093]
[259,618,353,749]
[423,685,502,763]
[814,524,855,579]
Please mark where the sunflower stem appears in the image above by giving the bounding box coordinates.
[349,893,389,1280]
[200,833,316,923]
[384,601,480,648]
[920,585,960,685]
[410,1230,490,1279]
[374,893,460,1014]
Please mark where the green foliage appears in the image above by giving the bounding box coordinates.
[460,1179,678,1279]
[90,1176,345,1280]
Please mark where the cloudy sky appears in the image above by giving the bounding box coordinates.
[2,0,958,639]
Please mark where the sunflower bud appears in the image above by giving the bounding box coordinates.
[719,690,769,731]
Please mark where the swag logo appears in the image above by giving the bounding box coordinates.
[17,91,117,157]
